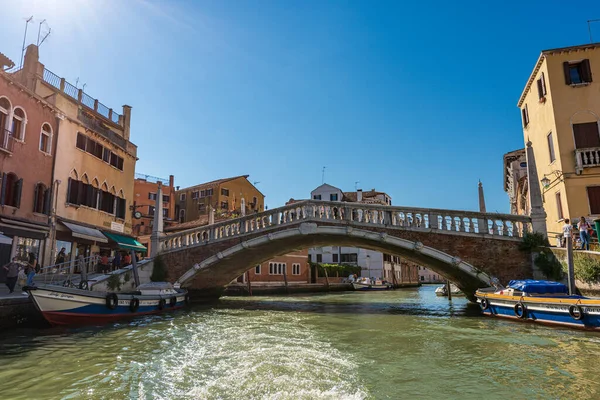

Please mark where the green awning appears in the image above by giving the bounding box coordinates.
[103,232,147,252]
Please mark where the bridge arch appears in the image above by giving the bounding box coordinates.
[171,223,495,300]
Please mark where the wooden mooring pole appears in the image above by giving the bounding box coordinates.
[566,236,576,295]
[446,280,452,301]
[246,270,252,296]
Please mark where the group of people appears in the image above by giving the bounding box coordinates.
[562,217,594,250]
[54,248,140,275]
[2,252,37,294]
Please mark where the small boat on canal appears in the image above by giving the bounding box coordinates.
[434,283,463,296]
[27,282,189,326]
[352,277,393,291]
[475,279,600,330]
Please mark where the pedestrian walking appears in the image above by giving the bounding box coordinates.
[578,217,592,251]
[562,218,572,248]
[56,247,67,265]
[26,252,37,287]
[3,257,21,294]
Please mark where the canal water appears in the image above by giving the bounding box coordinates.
[1,285,599,399]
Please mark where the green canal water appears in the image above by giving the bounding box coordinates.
[1,285,600,399]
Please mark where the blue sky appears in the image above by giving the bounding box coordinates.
[2,1,599,213]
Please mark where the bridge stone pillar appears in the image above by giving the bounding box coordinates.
[150,182,164,257]
[525,141,548,237]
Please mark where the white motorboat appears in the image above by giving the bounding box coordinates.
[352,277,393,291]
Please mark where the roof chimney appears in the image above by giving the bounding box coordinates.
[169,175,174,188]
[357,189,363,202]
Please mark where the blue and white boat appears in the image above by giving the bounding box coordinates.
[27,282,189,326]
[352,277,393,291]
[475,280,600,330]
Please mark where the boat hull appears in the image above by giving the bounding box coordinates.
[476,292,600,330]
[352,282,392,291]
[28,286,188,326]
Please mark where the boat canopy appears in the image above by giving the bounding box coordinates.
[507,280,568,294]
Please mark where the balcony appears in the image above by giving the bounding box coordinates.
[77,109,127,150]
[575,148,600,173]
[0,129,15,154]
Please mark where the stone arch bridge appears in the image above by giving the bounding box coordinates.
[156,200,534,300]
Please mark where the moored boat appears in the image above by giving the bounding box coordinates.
[475,279,600,330]
[352,277,393,291]
[435,283,463,296]
[27,282,189,326]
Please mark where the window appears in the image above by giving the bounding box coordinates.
[220,201,228,210]
[116,197,126,219]
[421,276,425,281]
[255,265,261,275]
[292,263,301,275]
[316,254,322,263]
[148,205,155,216]
[103,148,111,162]
[573,122,600,149]
[547,132,556,163]
[76,133,87,150]
[563,60,592,85]
[162,195,170,202]
[40,123,52,153]
[148,192,157,200]
[199,203,206,213]
[180,193,186,201]
[521,104,529,128]
[332,254,339,263]
[313,194,321,200]
[12,108,25,140]
[588,186,600,215]
[33,183,50,214]
[192,191,199,200]
[206,189,214,196]
[100,191,115,214]
[0,97,10,132]
[269,262,286,275]
[1,173,22,208]
[340,253,358,263]
[330,193,338,201]
[556,192,564,221]
[163,208,169,218]
[536,72,547,99]
[110,152,124,170]
[221,188,229,196]
[252,196,257,206]
[179,209,185,223]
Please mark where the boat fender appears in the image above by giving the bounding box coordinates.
[106,293,119,310]
[480,298,490,310]
[79,281,88,290]
[514,302,527,319]
[184,293,191,305]
[129,297,140,313]
[568,304,584,321]
[169,296,177,307]
[158,298,166,310]
[63,280,72,288]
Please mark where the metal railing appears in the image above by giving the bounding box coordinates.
[0,129,15,153]
[77,109,127,150]
[135,173,170,185]
[42,68,61,89]
[159,200,534,252]
[36,255,99,289]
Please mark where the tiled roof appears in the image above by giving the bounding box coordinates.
[178,175,250,192]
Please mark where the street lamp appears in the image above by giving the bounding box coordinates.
[541,175,551,189]
[540,170,564,193]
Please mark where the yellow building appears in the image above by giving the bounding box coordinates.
[17,45,139,265]
[518,42,600,239]
[175,175,264,223]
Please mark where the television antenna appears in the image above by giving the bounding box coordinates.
[321,166,326,184]
[19,16,33,70]
[588,19,600,43]
[355,181,360,190]
[253,181,260,186]
[37,19,51,47]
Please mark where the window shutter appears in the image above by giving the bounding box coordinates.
[541,72,547,96]
[0,173,6,206]
[537,79,543,99]
[583,59,593,82]
[15,178,22,208]
[86,184,93,207]
[33,184,40,212]
[563,62,572,85]
[66,178,72,204]
[43,188,51,215]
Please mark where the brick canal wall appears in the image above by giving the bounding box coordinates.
[160,222,532,299]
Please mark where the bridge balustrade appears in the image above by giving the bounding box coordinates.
[159,200,533,252]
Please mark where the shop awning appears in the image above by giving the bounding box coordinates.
[0,233,12,245]
[0,218,49,240]
[103,232,147,252]
[62,222,108,243]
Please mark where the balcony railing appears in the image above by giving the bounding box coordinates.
[0,129,15,154]
[77,109,127,150]
[41,68,123,126]
[135,173,170,185]
[575,147,600,172]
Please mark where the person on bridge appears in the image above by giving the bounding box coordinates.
[562,219,572,248]
[3,257,21,294]
[578,217,592,251]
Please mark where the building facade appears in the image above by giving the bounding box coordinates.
[234,250,310,286]
[175,175,264,224]
[16,44,139,266]
[0,54,58,267]
[503,149,529,216]
[418,267,444,283]
[133,174,176,254]
[518,42,600,238]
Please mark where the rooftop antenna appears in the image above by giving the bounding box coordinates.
[321,166,326,184]
[37,19,51,47]
[355,181,360,190]
[253,181,260,186]
[19,16,34,70]
[75,77,79,88]
[588,19,600,43]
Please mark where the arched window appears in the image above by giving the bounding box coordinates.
[116,190,126,219]
[0,97,11,132]
[1,172,22,208]
[39,123,52,154]
[33,183,50,214]
[11,107,26,141]
[179,209,186,223]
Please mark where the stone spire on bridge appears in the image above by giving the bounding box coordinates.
[525,141,548,236]
[478,181,486,213]
[150,182,164,257]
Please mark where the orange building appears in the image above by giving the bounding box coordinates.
[133,174,175,254]
[235,250,310,286]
